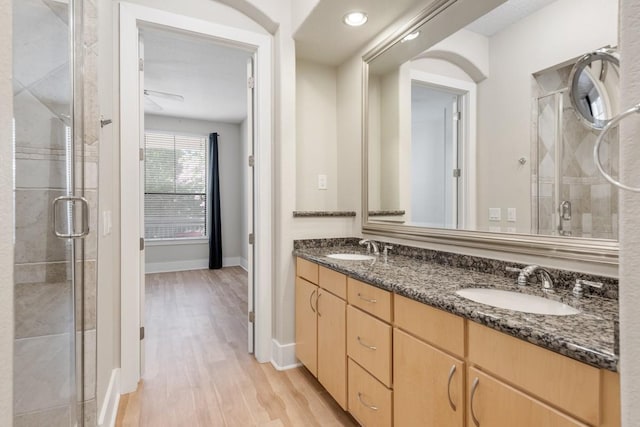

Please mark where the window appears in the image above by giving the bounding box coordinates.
[144,131,207,240]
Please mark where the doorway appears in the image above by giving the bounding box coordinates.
[411,82,463,228]
[119,3,273,394]
[139,23,255,376]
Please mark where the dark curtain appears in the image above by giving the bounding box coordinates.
[208,132,223,269]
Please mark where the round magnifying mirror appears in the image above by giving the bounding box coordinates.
[569,48,620,130]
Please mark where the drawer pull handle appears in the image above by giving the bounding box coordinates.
[309,290,316,313]
[357,392,379,411]
[447,365,457,411]
[357,293,377,303]
[357,336,377,350]
[470,377,480,426]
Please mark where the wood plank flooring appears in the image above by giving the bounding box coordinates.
[116,268,357,427]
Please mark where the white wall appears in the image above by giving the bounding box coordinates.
[619,1,640,425]
[0,0,13,423]
[295,59,339,211]
[143,114,244,272]
[476,0,618,232]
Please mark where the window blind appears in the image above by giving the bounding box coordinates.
[144,131,207,239]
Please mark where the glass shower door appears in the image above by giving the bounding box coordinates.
[535,90,619,239]
[12,0,86,425]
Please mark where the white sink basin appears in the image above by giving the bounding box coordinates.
[327,253,376,261]
[456,288,580,316]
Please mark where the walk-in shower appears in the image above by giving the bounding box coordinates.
[12,0,96,425]
[533,59,619,240]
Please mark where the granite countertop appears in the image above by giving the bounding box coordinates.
[293,244,619,372]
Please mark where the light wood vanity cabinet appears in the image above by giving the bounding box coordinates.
[294,275,318,375]
[467,367,586,427]
[295,258,621,427]
[394,329,464,427]
[295,258,347,409]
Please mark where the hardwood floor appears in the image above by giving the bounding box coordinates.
[116,268,357,427]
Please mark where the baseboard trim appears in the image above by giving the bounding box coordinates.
[146,257,241,273]
[270,339,301,371]
[223,257,241,267]
[240,257,249,271]
[98,368,120,427]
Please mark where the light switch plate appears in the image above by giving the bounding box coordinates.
[507,208,517,222]
[318,174,327,190]
[489,208,501,221]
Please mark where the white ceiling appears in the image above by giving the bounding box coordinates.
[466,0,558,36]
[294,0,428,66]
[142,27,252,123]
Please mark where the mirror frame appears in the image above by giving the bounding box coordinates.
[361,0,618,265]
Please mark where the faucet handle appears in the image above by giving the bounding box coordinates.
[505,266,522,273]
[383,245,393,256]
[572,279,604,297]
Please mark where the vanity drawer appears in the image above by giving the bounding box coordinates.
[467,321,600,425]
[319,266,347,299]
[296,257,318,284]
[394,294,465,358]
[348,358,392,427]
[347,305,392,387]
[348,278,393,322]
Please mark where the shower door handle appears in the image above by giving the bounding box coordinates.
[53,196,90,238]
[560,200,571,221]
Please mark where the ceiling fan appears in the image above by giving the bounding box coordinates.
[144,89,184,111]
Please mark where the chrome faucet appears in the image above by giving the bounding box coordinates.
[506,265,554,292]
[359,239,379,255]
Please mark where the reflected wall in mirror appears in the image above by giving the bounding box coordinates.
[366,0,619,240]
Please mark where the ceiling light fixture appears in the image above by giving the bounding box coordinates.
[343,11,368,27]
[402,31,421,42]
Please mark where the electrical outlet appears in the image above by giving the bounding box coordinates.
[507,208,517,222]
[489,208,501,221]
[318,174,327,190]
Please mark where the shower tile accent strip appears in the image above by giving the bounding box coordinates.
[293,211,357,217]
[293,238,619,371]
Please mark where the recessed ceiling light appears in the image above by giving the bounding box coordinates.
[402,31,421,42]
[343,11,368,27]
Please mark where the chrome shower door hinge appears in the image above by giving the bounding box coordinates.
[453,168,461,178]
[248,155,254,167]
[249,233,255,245]
[249,311,255,323]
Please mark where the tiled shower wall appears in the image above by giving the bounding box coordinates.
[12,0,98,425]
[533,64,619,239]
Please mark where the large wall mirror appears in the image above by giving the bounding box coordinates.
[363,0,620,263]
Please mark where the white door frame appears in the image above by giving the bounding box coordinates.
[119,2,273,394]
[410,69,477,229]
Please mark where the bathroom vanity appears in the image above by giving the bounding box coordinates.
[293,239,620,427]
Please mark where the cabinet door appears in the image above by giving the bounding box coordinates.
[394,329,464,427]
[467,367,586,427]
[295,277,318,376]
[317,289,347,409]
